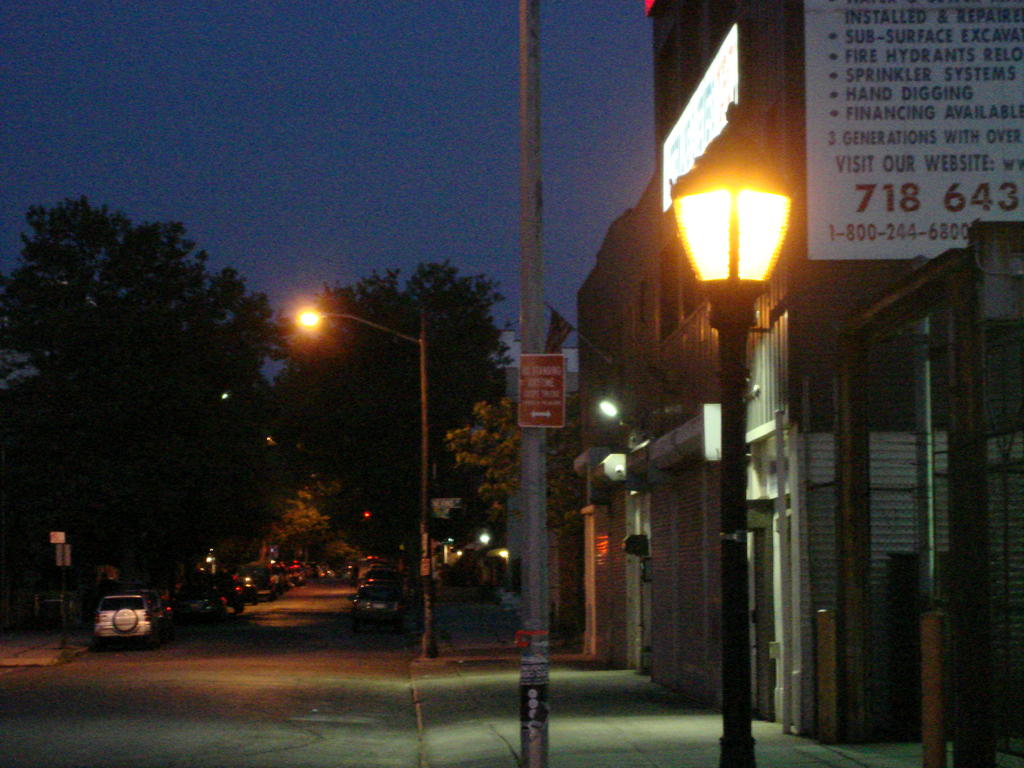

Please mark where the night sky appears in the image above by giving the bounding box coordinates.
[0,2,654,328]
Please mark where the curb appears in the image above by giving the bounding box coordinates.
[409,673,430,768]
[0,645,90,667]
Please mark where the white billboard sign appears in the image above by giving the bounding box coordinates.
[662,24,739,211]
[805,0,1024,259]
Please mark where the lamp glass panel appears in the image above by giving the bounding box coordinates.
[674,189,731,281]
[737,190,790,281]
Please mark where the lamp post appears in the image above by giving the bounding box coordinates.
[671,163,790,768]
[298,308,437,658]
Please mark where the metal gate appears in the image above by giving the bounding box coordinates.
[986,321,1024,758]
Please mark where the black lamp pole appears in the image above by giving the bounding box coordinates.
[708,278,762,768]
[672,145,789,768]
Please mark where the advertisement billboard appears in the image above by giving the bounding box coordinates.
[805,0,1024,260]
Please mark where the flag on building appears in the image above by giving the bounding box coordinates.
[545,309,573,352]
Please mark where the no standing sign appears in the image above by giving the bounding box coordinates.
[518,354,565,429]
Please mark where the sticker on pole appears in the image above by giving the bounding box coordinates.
[518,353,565,428]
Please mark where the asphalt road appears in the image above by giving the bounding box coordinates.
[0,579,422,768]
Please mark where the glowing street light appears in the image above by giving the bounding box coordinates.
[297,307,437,658]
[297,310,322,328]
[672,157,790,768]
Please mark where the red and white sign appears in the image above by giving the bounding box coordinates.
[518,354,565,429]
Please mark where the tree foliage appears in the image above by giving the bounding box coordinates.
[0,198,279,584]
[444,394,584,529]
[445,398,519,520]
[445,393,585,636]
[274,262,507,557]
[270,489,332,559]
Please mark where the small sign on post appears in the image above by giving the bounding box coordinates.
[430,498,462,519]
[518,353,566,428]
[50,533,71,649]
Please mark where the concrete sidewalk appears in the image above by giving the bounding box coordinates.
[0,627,91,667]
[412,597,923,768]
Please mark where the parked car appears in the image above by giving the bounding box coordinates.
[173,585,228,622]
[354,556,392,583]
[350,583,406,633]
[212,574,246,614]
[237,563,275,602]
[360,567,405,593]
[93,592,174,649]
[286,561,306,587]
[270,562,290,596]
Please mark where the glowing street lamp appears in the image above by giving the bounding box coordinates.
[297,310,322,328]
[671,161,790,768]
[297,307,437,658]
[672,164,790,320]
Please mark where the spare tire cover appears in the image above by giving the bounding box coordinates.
[112,608,140,634]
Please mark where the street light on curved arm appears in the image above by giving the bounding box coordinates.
[296,307,437,659]
[298,309,420,345]
[671,158,790,768]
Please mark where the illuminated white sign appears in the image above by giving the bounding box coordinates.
[661,25,740,211]
[804,0,1024,260]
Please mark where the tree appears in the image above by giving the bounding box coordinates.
[445,398,520,520]
[270,489,332,561]
[274,262,507,558]
[0,198,279,588]
[444,394,584,528]
[445,393,586,638]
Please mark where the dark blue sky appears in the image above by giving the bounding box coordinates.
[0,2,654,327]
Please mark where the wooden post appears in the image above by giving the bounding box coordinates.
[921,610,945,768]
[816,609,839,743]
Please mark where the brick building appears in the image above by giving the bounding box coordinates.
[575,0,1023,756]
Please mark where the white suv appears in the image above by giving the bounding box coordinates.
[93,592,174,649]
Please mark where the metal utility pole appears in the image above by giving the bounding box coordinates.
[297,308,435,657]
[518,0,549,765]
[1,443,7,630]
[418,310,437,659]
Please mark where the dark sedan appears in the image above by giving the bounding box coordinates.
[350,584,406,633]
[173,586,228,622]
